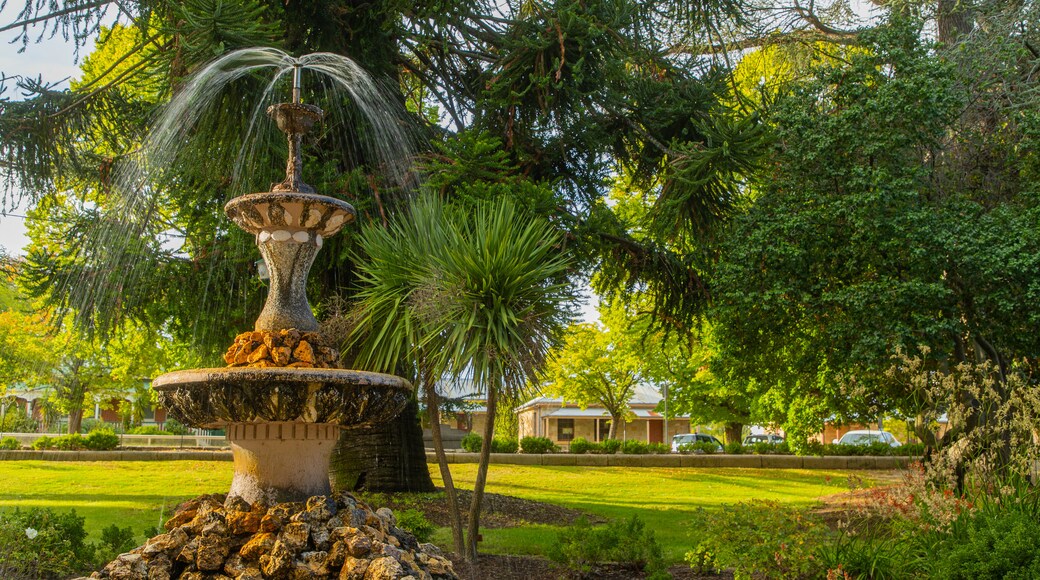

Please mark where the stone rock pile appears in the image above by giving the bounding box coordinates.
[87,492,457,580]
[224,329,339,369]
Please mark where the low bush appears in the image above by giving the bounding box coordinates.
[127,426,170,435]
[548,515,670,579]
[79,419,112,433]
[492,437,519,454]
[31,436,55,450]
[0,508,98,579]
[724,442,743,454]
[95,524,137,564]
[395,508,435,543]
[568,437,595,454]
[619,440,649,455]
[0,407,37,433]
[647,442,670,454]
[600,438,622,454]
[678,442,719,454]
[162,419,193,435]
[0,437,20,450]
[84,429,120,451]
[750,441,790,454]
[686,500,830,579]
[460,432,482,453]
[53,434,85,450]
[519,436,557,454]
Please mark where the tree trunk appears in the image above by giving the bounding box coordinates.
[329,398,435,492]
[425,376,465,556]
[607,412,619,440]
[724,422,743,445]
[68,406,83,434]
[464,386,497,561]
[937,0,974,45]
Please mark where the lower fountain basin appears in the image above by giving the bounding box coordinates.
[153,367,412,428]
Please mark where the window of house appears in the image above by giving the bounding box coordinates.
[598,419,611,442]
[557,418,575,441]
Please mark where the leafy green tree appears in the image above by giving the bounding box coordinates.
[711,15,1040,461]
[540,305,644,440]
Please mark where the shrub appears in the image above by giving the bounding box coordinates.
[0,407,37,433]
[53,434,85,450]
[647,442,670,454]
[568,437,593,454]
[619,439,649,454]
[600,438,622,454]
[724,442,744,454]
[162,419,192,435]
[95,524,137,563]
[548,515,670,579]
[395,508,435,543]
[491,437,519,454]
[519,436,557,454]
[686,500,830,579]
[84,429,120,451]
[80,418,111,433]
[678,442,719,454]
[928,485,1040,579]
[0,508,97,579]
[751,441,789,455]
[31,436,55,450]
[460,432,482,453]
[127,426,170,435]
[0,437,20,450]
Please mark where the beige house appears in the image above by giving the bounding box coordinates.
[516,385,691,446]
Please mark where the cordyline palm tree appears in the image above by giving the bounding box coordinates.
[350,192,574,560]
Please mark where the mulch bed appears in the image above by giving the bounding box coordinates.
[446,554,734,580]
[363,489,605,529]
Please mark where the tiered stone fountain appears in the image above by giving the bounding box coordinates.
[153,65,412,506]
[88,64,457,580]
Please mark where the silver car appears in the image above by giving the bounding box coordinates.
[671,433,724,453]
[833,430,901,447]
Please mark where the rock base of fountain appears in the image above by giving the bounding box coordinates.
[86,492,457,580]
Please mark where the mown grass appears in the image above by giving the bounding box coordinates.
[430,465,871,562]
[0,460,878,563]
[0,461,231,543]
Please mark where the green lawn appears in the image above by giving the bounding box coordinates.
[0,461,232,543]
[431,465,870,562]
[0,460,882,562]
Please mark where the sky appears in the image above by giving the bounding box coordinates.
[0,6,93,256]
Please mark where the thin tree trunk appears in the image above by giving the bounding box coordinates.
[465,386,497,560]
[425,373,465,555]
[608,412,619,440]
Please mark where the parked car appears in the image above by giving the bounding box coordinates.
[671,433,724,453]
[743,434,785,445]
[833,430,901,447]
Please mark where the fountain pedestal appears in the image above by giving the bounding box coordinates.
[227,422,340,504]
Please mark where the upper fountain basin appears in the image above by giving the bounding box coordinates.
[225,192,357,239]
[153,367,412,429]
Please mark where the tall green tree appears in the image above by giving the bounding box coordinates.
[540,303,645,440]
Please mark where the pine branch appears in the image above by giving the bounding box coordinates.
[0,0,115,34]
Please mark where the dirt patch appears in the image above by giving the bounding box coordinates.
[361,488,604,529]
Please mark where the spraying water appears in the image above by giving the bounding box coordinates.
[53,48,418,349]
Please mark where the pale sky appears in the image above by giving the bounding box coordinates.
[0,5,91,256]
